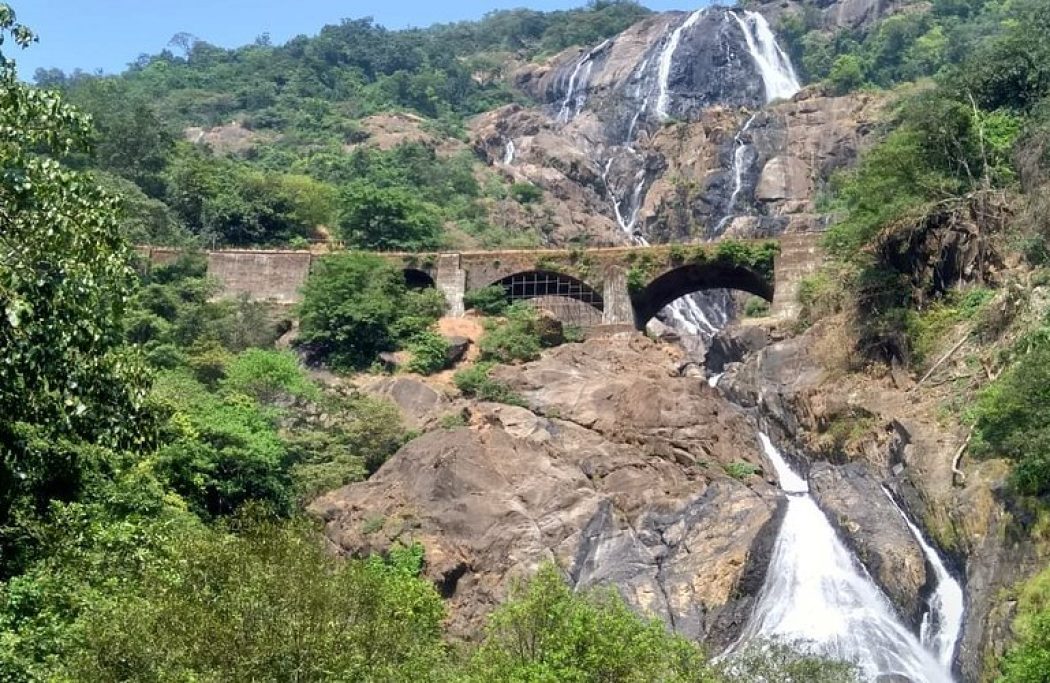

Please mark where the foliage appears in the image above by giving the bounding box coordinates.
[339,182,443,251]
[461,563,717,683]
[297,252,446,370]
[478,302,560,363]
[509,181,543,204]
[59,518,448,682]
[0,7,156,576]
[287,393,408,498]
[406,330,451,375]
[453,362,524,405]
[464,284,510,315]
[223,348,320,404]
[151,370,291,518]
[717,641,859,682]
[724,461,761,480]
[969,339,1050,496]
[1001,567,1050,681]
[744,297,771,318]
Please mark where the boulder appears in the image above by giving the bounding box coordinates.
[444,336,471,366]
[362,376,449,429]
[705,325,771,374]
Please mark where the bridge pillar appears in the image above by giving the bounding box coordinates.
[770,233,825,320]
[435,253,466,317]
[601,266,635,326]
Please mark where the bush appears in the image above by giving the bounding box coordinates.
[724,461,761,480]
[1001,567,1050,682]
[453,362,524,405]
[464,285,510,315]
[297,252,446,370]
[151,371,291,518]
[223,349,319,404]
[60,520,447,682]
[744,297,771,317]
[405,331,450,375]
[478,303,545,363]
[461,564,716,682]
[509,182,543,204]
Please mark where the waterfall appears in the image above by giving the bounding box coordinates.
[655,9,705,120]
[503,139,516,165]
[557,39,611,124]
[883,487,966,666]
[714,112,758,234]
[731,434,956,683]
[707,372,724,388]
[727,10,801,103]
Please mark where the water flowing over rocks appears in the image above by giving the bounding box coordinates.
[311,334,782,645]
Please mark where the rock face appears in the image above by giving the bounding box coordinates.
[809,461,931,630]
[312,334,782,646]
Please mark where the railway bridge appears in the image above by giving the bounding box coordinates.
[137,233,823,328]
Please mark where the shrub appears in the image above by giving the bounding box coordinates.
[297,252,446,370]
[223,349,319,404]
[969,343,1050,496]
[405,331,450,375]
[462,564,716,682]
[725,461,761,480]
[464,285,510,315]
[744,297,771,317]
[61,520,447,682]
[509,182,543,204]
[478,303,545,363]
[1000,566,1050,681]
[453,362,524,406]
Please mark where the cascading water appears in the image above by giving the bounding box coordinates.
[726,10,800,102]
[655,9,705,120]
[557,39,610,124]
[503,139,516,165]
[884,487,966,666]
[731,433,956,682]
[713,112,758,235]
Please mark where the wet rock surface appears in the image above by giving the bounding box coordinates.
[809,461,931,630]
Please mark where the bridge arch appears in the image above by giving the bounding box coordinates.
[403,268,436,290]
[484,270,605,325]
[631,261,773,329]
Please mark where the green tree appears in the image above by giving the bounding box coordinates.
[339,182,443,251]
[297,252,445,370]
[60,519,448,682]
[0,5,155,575]
[462,564,717,682]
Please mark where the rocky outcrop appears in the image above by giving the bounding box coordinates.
[312,334,782,645]
[361,376,450,429]
[810,461,931,630]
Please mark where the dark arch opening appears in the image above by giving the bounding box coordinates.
[489,270,604,312]
[403,268,436,290]
[632,261,773,329]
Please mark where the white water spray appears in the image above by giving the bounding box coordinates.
[655,10,705,120]
[727,10,800,103]
[883,487,965,667]
[503,139,516,165]
[731,434,955,682]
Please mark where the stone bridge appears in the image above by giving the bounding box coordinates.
[137,233,824,329]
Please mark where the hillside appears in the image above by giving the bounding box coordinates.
[7,0,1050,680]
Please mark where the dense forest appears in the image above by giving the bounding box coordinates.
[6,0,1050,677]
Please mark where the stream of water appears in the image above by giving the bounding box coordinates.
[730,434,959,682]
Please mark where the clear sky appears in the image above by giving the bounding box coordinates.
[11,0,692,79]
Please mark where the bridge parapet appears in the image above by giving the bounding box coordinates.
[136,234,825,327]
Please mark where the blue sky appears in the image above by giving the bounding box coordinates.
[12,0,692,78]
